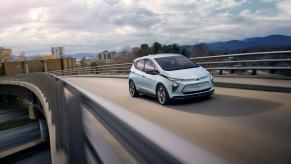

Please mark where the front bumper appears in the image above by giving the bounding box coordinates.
[171,87,214,99]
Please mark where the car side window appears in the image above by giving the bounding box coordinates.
[135,59,144,71]
[144,59,155,72]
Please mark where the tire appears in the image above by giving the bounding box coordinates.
[156,84,170,105]
[129,80,139,97]
[204,91,214,99]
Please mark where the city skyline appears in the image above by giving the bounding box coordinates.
[0,0,291,55]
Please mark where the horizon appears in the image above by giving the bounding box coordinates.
[1,0,291,55]
[10,34,291,57]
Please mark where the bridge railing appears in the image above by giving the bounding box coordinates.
[50,63,132,76]
[49,50,291,77]
[190,50,291,75]
[0,73,222,164]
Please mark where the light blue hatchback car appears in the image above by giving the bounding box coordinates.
[128,54,214,105]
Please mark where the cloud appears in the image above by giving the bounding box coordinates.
[0,0,290,55]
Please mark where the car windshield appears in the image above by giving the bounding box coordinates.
[154,56,199,71]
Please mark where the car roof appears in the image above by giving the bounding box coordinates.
[134,53,181,61]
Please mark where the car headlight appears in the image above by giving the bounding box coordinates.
[172,82,179,92]
[164,76,180,92]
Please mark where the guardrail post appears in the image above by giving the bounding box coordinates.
[270,69,276,74]
[219,69,223,75]
[25,64,29,74]
[94,67,97,74]
[252,69,257,75]
[44,63,48,72]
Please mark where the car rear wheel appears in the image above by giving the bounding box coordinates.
[129,80,139,97]
[156,84,170,105]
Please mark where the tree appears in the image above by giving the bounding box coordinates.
[170,44,181,53]
[138,44,151,57]
[162,45,171,53]
[152,42,162,54]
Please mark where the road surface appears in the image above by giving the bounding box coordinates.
[0,123,41,152]
[64,77,291,164]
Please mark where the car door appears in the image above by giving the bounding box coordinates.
[142,59,157,94]
[132,59,145,90]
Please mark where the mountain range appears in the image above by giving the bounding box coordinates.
[184,35,291,57]
[67,35,291,59]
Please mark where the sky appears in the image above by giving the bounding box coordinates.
[0,0,291,55]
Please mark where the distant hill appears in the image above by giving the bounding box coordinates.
[185,35,291,57]
[58,35,291,59]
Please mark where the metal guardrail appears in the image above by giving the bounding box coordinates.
[190,50,291,75]
[49,50,291,76]
[0,73,223,164]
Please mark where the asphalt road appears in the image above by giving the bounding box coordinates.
[0,123,41,152]
[64,77,291,164]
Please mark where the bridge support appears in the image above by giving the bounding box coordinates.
[28,103,38,120]
[39,119,48,140]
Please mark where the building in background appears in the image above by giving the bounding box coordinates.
[41,54,58,60]
[3,58,76,75]
[17,52,26,61]
[0,47,13,62]
[51,47,64,58]
[97,50,116,63]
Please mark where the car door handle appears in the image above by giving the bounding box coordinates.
[142,75,145,78]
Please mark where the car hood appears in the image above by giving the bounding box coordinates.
[164,66,209,80]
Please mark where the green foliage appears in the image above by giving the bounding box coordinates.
[90,61,98,67]
[152,42,162,54]
[136,42,189,57]
[138,44,151,56]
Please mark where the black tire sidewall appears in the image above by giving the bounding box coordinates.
[129,80,138,97]
[157,84,170,105]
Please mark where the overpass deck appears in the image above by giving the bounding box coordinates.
[66,74,291,92]
[63,77,291,164]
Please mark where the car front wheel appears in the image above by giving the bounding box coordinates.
[129,80,139,97]
[156,84,170,105]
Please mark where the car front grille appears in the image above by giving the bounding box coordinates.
[182,82,212,94]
